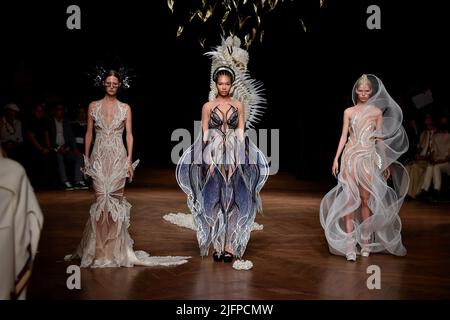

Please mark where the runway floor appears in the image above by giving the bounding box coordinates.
[27,168,450,299]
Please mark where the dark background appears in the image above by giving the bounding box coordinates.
[0,0,446,180]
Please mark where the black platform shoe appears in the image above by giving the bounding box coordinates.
[212,251,223,262]
[223,251,233,263]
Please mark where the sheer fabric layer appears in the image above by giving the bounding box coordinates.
[320,75,409,257]
[65,101,189,267]
[176,106,269,258]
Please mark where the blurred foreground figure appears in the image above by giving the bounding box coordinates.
[0,146,44,299]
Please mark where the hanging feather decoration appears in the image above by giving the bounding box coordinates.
[167,0,308,49]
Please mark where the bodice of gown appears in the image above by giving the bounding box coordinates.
[204,105,241,167]
[208,105,239,131]
[347,110,378,149]
[343,108,383,171]
[91,101,127,152]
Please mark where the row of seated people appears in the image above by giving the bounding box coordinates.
[0,102,89,190]
[406,114,450,201]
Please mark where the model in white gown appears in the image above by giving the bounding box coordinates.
[65,71,189,268]
[320,74,409,261]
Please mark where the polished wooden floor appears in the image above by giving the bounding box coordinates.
[27,168,450,299]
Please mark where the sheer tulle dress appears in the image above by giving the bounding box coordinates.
[65,100,189,267]
[176,105,269,258]
[320,75,410,257]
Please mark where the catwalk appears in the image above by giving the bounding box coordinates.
[28,169,450,299]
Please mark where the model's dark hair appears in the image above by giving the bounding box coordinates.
[213,66,235,84]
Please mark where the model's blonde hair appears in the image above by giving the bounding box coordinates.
[356,74,372,88]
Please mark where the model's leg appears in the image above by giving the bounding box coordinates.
[359,186,372,256]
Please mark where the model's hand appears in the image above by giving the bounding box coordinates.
[83,156,90,174]
[127,159,134,182]
[332,160,339,177]
[384,166,391,179]
[128,165,134,182]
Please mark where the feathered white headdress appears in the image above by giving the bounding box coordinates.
[205,35,266,129]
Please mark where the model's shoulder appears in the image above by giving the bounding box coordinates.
[121,102,131,110]
[231,99,243,109]
[203,101,213,111]
[87,102,99,115]
[88,100,100,110]
[344,106,355,116]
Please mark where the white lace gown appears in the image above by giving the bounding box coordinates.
[65,100,189,268]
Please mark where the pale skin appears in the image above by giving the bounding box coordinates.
[332,84,390,237]
[200,74,245,256]
[201,74,245,143]
[85,75,135,180]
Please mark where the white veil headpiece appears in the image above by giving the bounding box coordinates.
[352,74,409,169]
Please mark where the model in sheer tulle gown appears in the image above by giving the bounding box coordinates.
[65,70,189,268]
[176,66,269,263]
[320,74,409,261]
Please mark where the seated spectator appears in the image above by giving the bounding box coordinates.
[417,116,450,200]
[48,104,86,190]
[24,103,54,188]
[406,113,436,198]
[0,103,24,163]
[71,105,89,188]
[71,105,88,153]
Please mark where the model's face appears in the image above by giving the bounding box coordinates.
[356,84,372,103]
[103,75,120,96]
[216,75,232,97]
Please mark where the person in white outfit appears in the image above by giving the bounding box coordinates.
[0,145,44,299]
[417,116,450,199]
[405,113,436,198]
